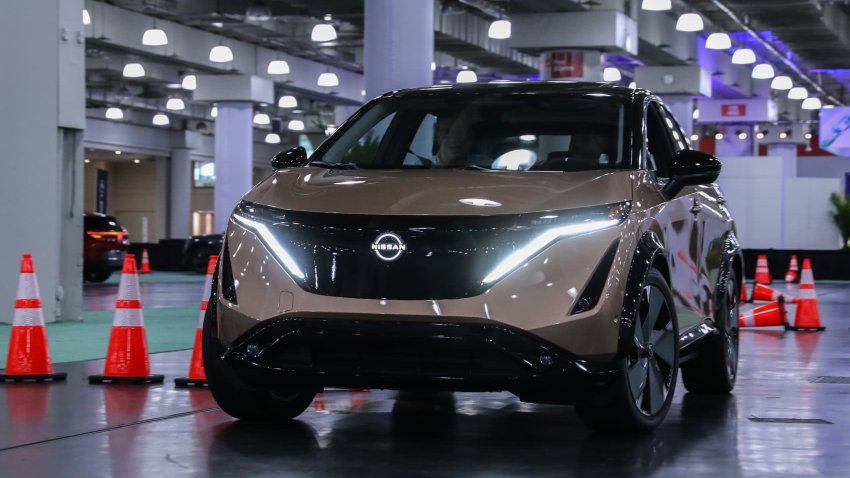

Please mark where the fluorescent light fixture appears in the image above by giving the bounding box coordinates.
[641,0,671,11]
[232,213,305,280]
[751,63,775,79]
[482,218,621,284]
[317,72,339,87]
[311,23,337,42]
[456,70,478,83]
[166,98,185,110]
[488,19,511,39]
[142,28,168,46]
[83,9,91,25]
[209,45,234,63]
[676,13,704,32]
[152,113,170,126]
[253,112,271,125]
[288,119,305,131]
[602,67,621,82]
[788,87,808,100]
[122,63,145,78]
[278,95,298,108]
[181,74,197,90]
[105,107,123,120]
[802,97,822,110]
[267,59,290,75]
[731,48,756,65]
[264,133,281,144]
[210,106,218,118]
[771,75,792,90]
[705,32,732,50]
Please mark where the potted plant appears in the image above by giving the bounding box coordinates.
[829,192,850,249]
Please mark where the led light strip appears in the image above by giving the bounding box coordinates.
[232,213,306,281]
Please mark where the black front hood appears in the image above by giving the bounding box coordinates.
[233,201,627,300]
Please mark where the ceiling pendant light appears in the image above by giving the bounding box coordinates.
[488,19,511,39]
[788,87,808,100]
[245,0,272,21]
[83,9,91,25]
[209,45,234,63]
[602,67,621,82]
[166,98,185,110]
[264,133,281,144]
[278,95,298,108]
[288,119,305,131]
[628,81,637,89]
[311,15,338,42]
[802,97,822,110]
[705,32,732,50]
[770,75,792,90]
[267,59,290,75]
[181,74,197,90]
[641,0,672,11]
[731,48,756,65]
[152,113,170,126]
[210,106,218,118]
[751,63,775,79]
[105,107,124,120]
[122,63,145,78]
[253,112,271,125]
[142,28,168,46]
[675,13,704,32]
[456,69,478,83]
[317,72,339,87]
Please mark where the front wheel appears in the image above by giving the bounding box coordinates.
[576,268,679,433]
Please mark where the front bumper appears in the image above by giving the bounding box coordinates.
[219,316,621,404]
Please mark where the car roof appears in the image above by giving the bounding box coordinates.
[378,81,650,105]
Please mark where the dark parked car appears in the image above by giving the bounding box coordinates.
[183,234,223,273]
[204,82,743,432]
[84,213,129,282]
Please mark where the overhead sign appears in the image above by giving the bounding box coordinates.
[542,51,584,79]
[697,99,777,123]
[820,107,850,156]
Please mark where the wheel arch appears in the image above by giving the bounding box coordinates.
[616,231,668,358]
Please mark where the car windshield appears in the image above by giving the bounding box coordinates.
[310,92,628,171]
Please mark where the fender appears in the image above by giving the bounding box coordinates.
[616,231,667,358]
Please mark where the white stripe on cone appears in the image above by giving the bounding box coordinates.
[14,272,45,327]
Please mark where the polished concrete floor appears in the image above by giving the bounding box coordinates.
[0,283,848,477]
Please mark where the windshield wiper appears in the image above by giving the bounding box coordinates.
[309,161,360,170]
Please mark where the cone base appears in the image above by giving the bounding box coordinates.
[0,372,67,383]
[174,377,208,387]
[88,374,164,384]
[787,325,826,331]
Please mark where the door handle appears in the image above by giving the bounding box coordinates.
[690,199,702,214]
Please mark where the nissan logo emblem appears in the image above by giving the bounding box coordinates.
[371,232,407,261]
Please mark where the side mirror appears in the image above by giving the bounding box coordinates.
[662,149,721,197]
[271,146,309,170]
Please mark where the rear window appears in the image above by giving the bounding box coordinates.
[85,215,123,231]
[311,92,628,172]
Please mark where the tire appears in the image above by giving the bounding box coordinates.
[576,268,679,433]
[681,269,739,394]
[202,269,316,420]
[84,268,112,283]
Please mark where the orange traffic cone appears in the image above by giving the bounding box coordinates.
[740,278,749,303]
[89,254,164,384]
[754,254,772,285]
[139,248,152,274]
[0,254,66,382]
[175,255,217,387]
[788,259,825,331]
[751,283,796,303]
[784,255,799,283]
[738,297,789,329]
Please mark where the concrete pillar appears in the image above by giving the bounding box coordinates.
[540,50,603,81]
[214,102,253,233]
[364,0,434,99]
[169,148,192,238]
[0,0,85,323]
[768,143,798,249]
[155,157,169,241]
[660,95,695,138]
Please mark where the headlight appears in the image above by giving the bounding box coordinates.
[230,202,306,281]
[481,201,630,285]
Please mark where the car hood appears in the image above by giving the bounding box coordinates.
[244,167,634,215]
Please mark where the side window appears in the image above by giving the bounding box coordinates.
[645,103,676,179]
[659,105,688,152]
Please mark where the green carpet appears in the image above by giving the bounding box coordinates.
[0,307,197,369]
[98,271,205,285]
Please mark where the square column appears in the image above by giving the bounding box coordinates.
[169,148,192,238]
[214,102,254,233]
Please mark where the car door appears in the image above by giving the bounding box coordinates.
[645,100,704,331]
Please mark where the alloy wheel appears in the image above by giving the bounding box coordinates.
[627,285,676,416]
